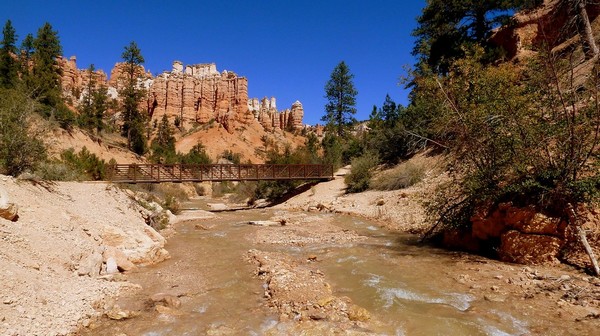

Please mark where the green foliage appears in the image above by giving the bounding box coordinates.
[321,133,344,169]
[322,61,358,136]
[0,20,19,88]
[0,87,46,176]
[30,22,62,108]
[417,48,600,234]
[78,64,108,134]
[150,115,177,163]
[253,145,306,201]
[119,41,147,153]
[59,147,107,180]
[412,0,542,74]
[180,142,211,164]
[344,152,379,193]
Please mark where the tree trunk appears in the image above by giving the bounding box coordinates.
[575,0,599,59]
[568,203,600,276]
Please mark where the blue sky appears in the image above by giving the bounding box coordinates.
[1,0,426,125]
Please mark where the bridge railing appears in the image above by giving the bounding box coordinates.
[107,163,334,183]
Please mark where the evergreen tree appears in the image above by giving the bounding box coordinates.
[119,41,147,154]
[79,64,96,130]
[322,61,358,136]
[31,22,62,107]
[0,20,19,88]
[369,105,383,130]
[380,94,398,127]
[413,0,542,73]
[93,84,108,134]
[20,33,34,87]
[150,114,176,163]
[181,142,211,164]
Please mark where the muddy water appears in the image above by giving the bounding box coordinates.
[292,215,529,335]
[87,210,530,335]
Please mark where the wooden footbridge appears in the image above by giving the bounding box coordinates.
[107,163,334,183]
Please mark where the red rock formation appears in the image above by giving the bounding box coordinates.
[250,96,305,132]
[491,0,600,61]
[58,59,303,133]
[147,62,250,133]
[57,56,107,103]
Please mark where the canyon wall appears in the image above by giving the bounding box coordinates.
[59,59,304,133]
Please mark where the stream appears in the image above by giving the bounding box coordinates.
[86,208,531,335]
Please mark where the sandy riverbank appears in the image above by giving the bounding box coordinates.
[0,176,169,336]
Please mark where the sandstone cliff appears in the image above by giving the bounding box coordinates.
[58,59,305,134]
[491,0,600,61]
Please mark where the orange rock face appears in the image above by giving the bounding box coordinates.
[147,62,251,133]
[249,97,305,132]
[58,59,303,133]
[58,56,108,103]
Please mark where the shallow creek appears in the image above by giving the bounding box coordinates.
[87,209,531,335]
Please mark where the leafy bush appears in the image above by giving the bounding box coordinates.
[371,160,426,190]
[345,152,379,193]
[0,88,47,176]
[60,147,106,180]
[416,47,600,235]
[34,161,82,181]
[181,142,211,164]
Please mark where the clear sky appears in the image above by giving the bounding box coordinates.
[0,0,426,125]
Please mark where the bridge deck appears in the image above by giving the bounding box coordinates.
[107,163,334,183]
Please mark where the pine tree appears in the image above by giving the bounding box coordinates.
[93,84,108,134]
[413,0,543,73]
[79,64,96,130]
[20,33,34,87]
[31,22,62,107]
[381,94,398,127]
[119,41,146,154]
[0,20,19,88]
[150,114,176,163]
[322,61,357,136]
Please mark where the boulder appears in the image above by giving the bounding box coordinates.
[0,186,18,221]
[103,246,136,272]
[77,250,103,277]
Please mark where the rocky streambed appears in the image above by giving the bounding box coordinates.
[80,207,600,335]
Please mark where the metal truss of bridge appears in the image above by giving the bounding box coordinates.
[107,163,335,183]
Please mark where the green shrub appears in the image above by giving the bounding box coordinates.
[163,194,181,214]
[34,161,82,181]
[0,88,47,176]
[60,147,106,180]
[345,152,379,193]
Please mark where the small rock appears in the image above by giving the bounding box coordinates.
[155,305,184,316]
[490,285,500,291]
[347,305,371,322]
[105,257,118,274]
[484,294,506,302]
[150,293,181,308]
[106,305,135,320]
[376,199,385,206]
[247,220,282,227]
[307,255,318,262]
[104,246,136,272]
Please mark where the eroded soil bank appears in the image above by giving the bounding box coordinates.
[83,207,600,335]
